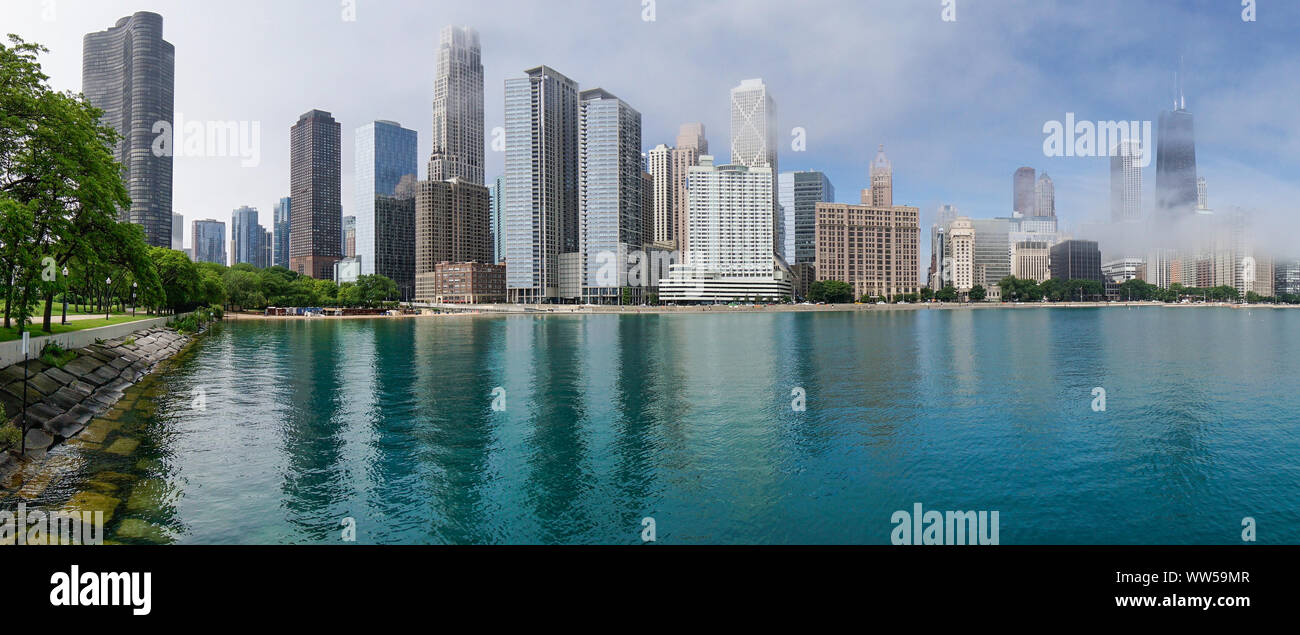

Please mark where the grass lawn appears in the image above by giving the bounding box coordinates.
[0,313,161,343]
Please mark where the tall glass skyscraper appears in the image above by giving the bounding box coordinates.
[1110,139,1143,222]
[272,197,291,269]
[231,206,263,266]
[1156,92,1197,221]
[192,219,227,266]
[82,11,175,247]
[577,89,643,303]
[1013,167,1036,216]
[778,171,834,265]
[355,121,418,286]
[504,66,579,302]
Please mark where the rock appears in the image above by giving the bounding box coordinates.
[45,414,85,439]
[44,387,83,411]
[66,405,95,426]
[2,382,41,407]
[1,365,29,384]
[23,359,50,375]
[108,357,132,370]
[61,490,120,525]
[88,366,121,386]
[27,373,61,397]
[105,437,139,456]
[66,380,94,398]
[42,367,77,386]
[104,378,132,393]
[114,518,173,544]
[23,403,60,429]
[62,356,101,378]
[90,390,124,407]
[23,427,53,452]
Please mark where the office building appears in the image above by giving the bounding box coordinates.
[779,171,835,265]
[575,89,645,303]
[672,123,708,258]
[1050,239,1103,284]
[355,121,418,286]
[414,178,493,300]
[1012,241,1051,283]
[490,175,504,263]
[424,262,506,304]
[1014,167,1036,217]
[949,217,975,292]
[814,201,920,300]
[1034,173,1055,218]
[343,215,356,258]
[647,144,674,247]
[289,109,342,280]
[192,219,226,266]
[171,213,183,251]
[864,145,892,207]
[970,218,1012,287]
[730,79,779,252]
[272,196,291,269]
[503,66,580,302]
[1155,83,1198,222]
[1111,139,1143,222]
[428,26,484,185]
[82,11,175,247]
[231,205,264,267]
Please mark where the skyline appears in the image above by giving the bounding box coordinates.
[5,0,1300,266]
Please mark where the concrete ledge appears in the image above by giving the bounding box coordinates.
[0,313,190,368]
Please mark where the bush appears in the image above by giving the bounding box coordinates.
[39,340,77,368]
[0,405,19,450]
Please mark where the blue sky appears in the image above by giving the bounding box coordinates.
[4,0,1298,262]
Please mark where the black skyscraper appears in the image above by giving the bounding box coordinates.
[1155,100,1197,221]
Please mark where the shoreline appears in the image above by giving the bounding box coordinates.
[223,301,1296,320]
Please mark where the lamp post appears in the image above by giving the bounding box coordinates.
[61,266,69,325]
[105,276,111,320]
[131,281,137,317]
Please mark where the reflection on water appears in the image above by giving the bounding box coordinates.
[6,308,1299,544]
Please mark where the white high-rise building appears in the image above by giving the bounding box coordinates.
[949,217,975,292]
[172,213,184,251]
[429,26,484,185]
[504,66,580,303]
[1110,139,1143,222]
[729,79,779,252]
[577,89,645,303]
[659,156,791,302]
[646,144,674,247]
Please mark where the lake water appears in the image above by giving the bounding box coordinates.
[12,307,1300,544]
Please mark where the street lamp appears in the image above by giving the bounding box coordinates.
[105,276,111,320]
[61,266,69,325]
[132,281,137,317]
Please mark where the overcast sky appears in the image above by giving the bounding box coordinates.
[4,0,1299,262]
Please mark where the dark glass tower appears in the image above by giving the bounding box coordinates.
[289,110,343,280]
[1156,105,1197,221]
[1013,167,1035,216]
[82,11,175,247]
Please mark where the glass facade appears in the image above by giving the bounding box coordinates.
[272,196,291,269]
[778,171,834,265]
[355,121,418,278]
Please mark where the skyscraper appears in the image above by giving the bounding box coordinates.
[659,156,790,302]
[1197,176,1209,211]
[577,89,644,303]
[342,215,356,258]
[289,110,342,280]
[1013,167,1036,216]
[730,79,779,251]
[231,206,263,266]
[82,11,175,247]
[373,177,418,299]
[1034,173,1055,218]
[970,218,1011,287]
[949,217,975,292]
[171,213,184,250]
[272,197,291,269]
[647,144,674,247]
[429,26,484,184]
[1156,80,1197,221]
[1110,139,1143,222]
[504,66,580,303]
[355,120,418,280]
[490,175,504,263]
[778,171,835,265]
[192,219,227,266]
[814,201,919,300]
[1050,240,1104,285]
[865,145,892,207]
[671,123,708,258]
[414,178,493,301]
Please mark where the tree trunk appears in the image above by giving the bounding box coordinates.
[42,287,54,333]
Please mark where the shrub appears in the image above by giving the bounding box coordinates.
[39,340,77,368]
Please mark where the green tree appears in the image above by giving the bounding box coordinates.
[935,286,958,302]
[808,279,853,304]
[969,285,987,301]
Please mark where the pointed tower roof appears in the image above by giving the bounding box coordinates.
[870,144,892,175]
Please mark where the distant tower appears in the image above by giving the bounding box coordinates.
[1013,167,1036,216]
[863,145,892,207]
[671,123,708,258]
[730,79,779,252]
[1197,177,1208,211]
[1034,173,1055,218]
[1156,68,1197,221]
[289,109,343,280]
[1110,139,1143,222]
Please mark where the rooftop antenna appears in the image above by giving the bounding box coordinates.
[1178,56,1186,110]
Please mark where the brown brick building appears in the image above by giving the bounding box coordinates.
[814,203,920,300]
[418,261,505,304]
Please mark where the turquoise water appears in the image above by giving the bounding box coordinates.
[40,308,1300,544]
